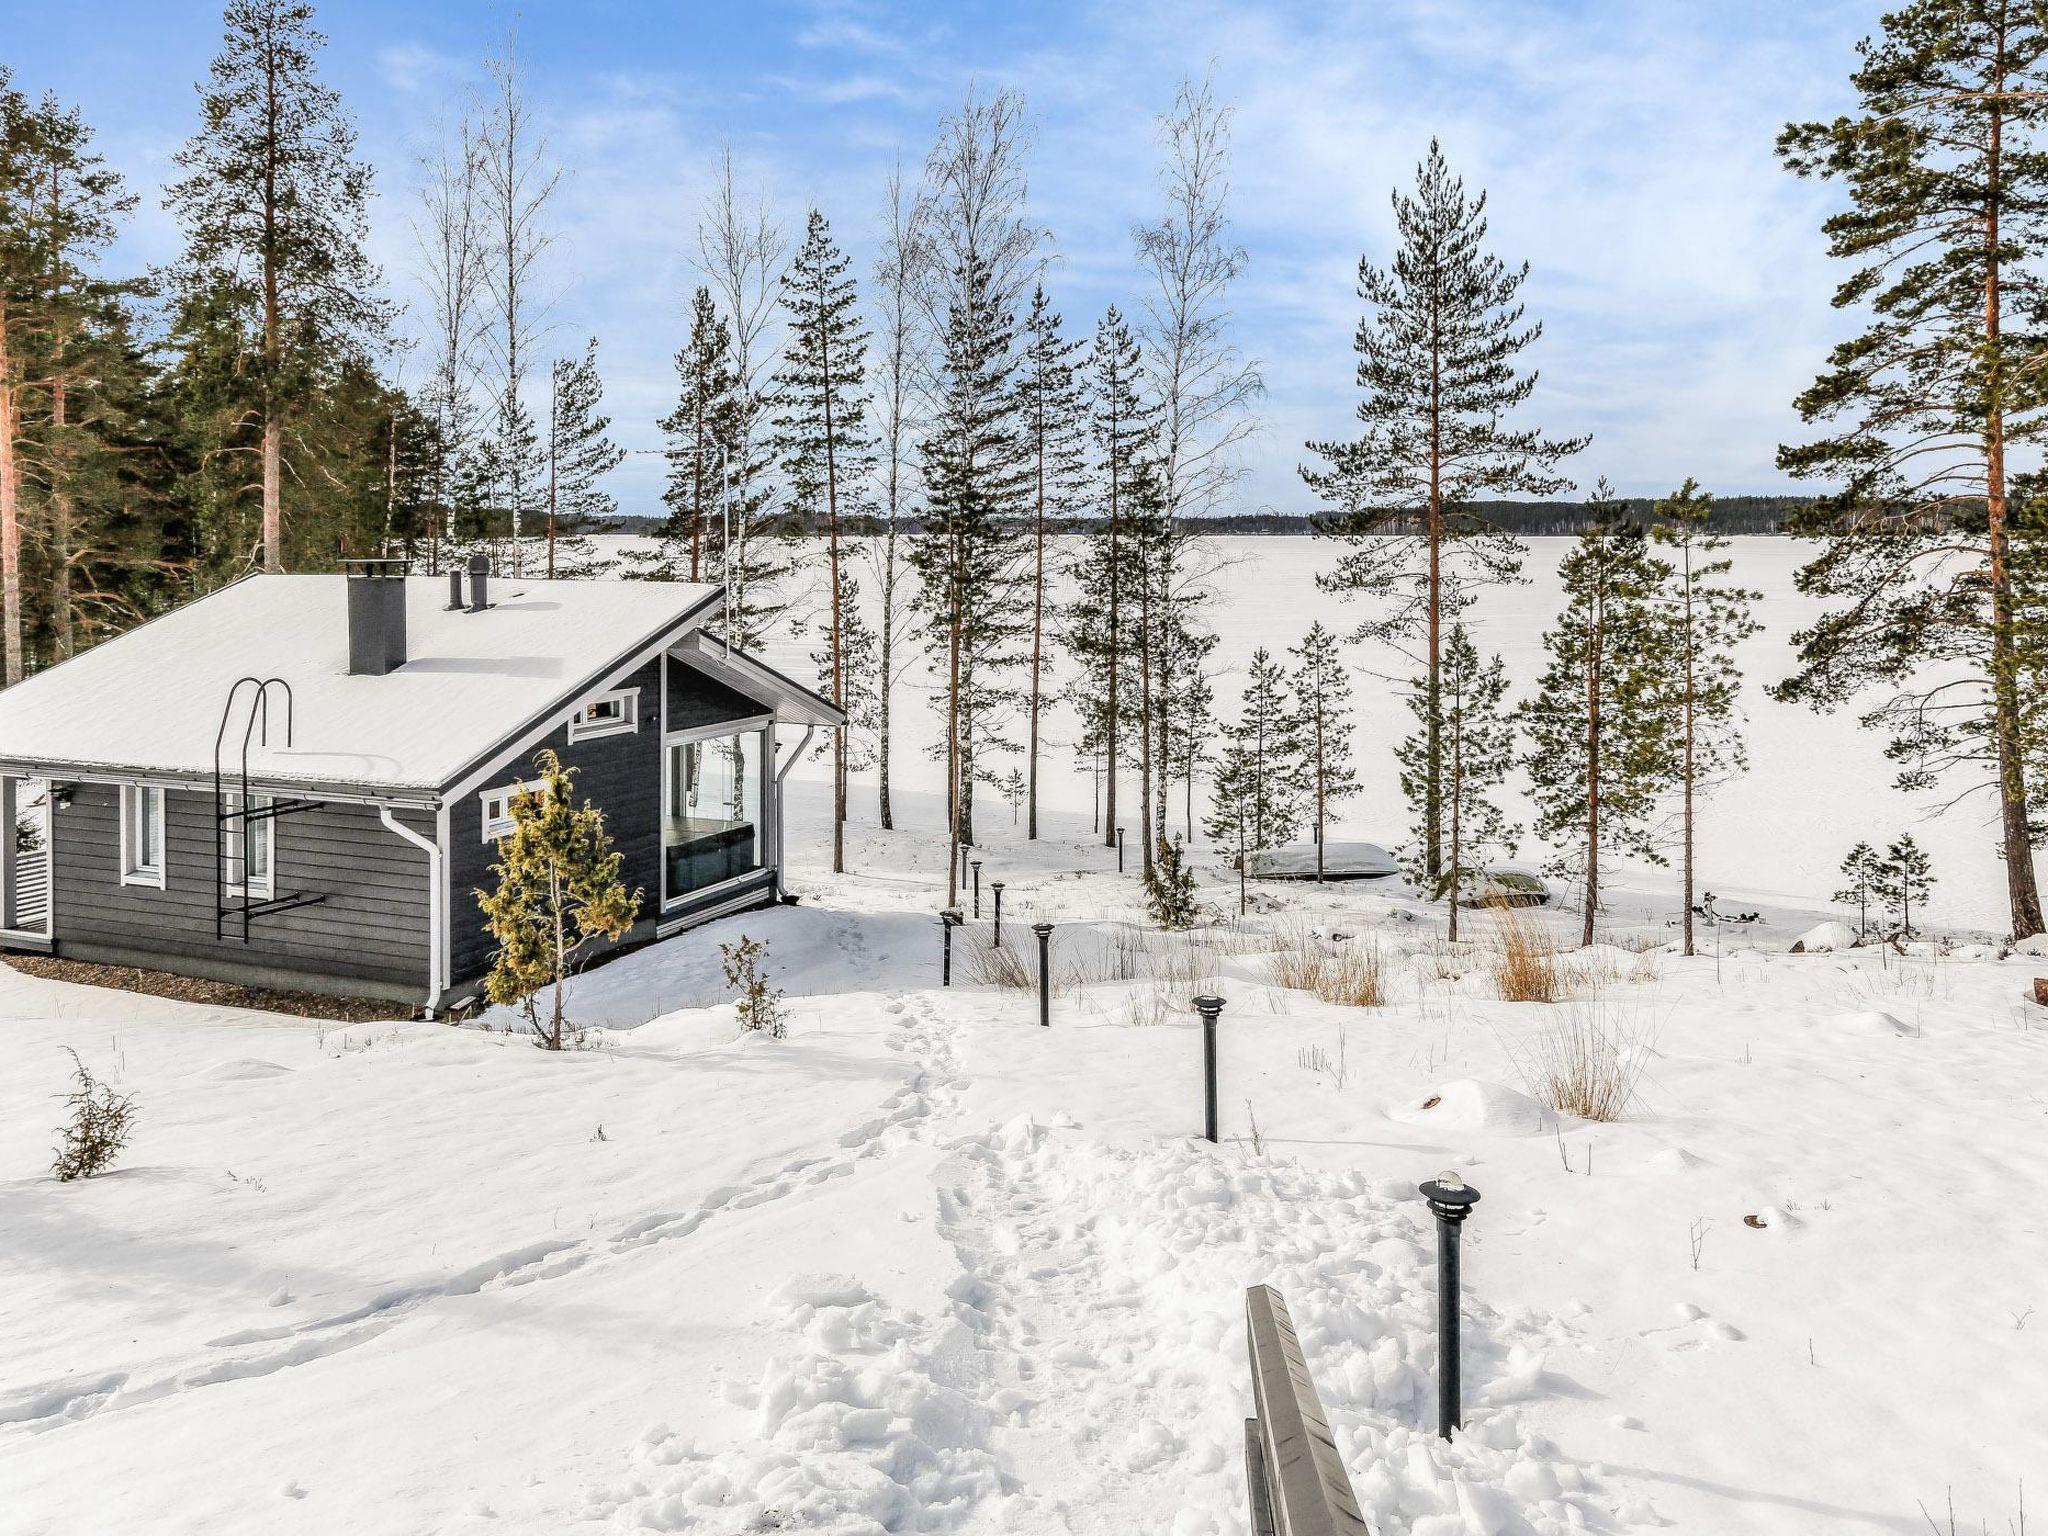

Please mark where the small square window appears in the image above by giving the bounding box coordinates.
[121,784,166,888]
[482,779,549,842]
[568,687,639,742]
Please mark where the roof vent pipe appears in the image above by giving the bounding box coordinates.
[343,558,409,675]
[467,554,491,613]
[446,568,464,610]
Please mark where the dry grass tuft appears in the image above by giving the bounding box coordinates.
[1271,926,1389,1007]
[1516,999,1654,1122]
[1487,904,1564,1003]
[965,930,1035,989]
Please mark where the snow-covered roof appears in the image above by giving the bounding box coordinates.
[0,573,724,797]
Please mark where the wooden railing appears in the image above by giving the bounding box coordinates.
[1244,1284,1372,1536]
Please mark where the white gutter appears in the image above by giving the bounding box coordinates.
[772,725,816,898]
[379,804,445,1015]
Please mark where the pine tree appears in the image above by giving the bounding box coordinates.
[165,0,391,576]
[1304,140,1585,885]
[544,338,624,579]
[773,208,871,875]
[1777,3,2048,940]
[1876,834,1937,940]
[476,749,641,1050]
[1834,840,1884,942]
[649,286,737,585]
[0,71,33,681]
[1204,646,1307,856]
[1289,622,1360,880]
[1401,623,1518,941]
[1018,284,1089,841]
[1523,484,1677,946]
[1651,479,1762,954]
[911,258,1031,886]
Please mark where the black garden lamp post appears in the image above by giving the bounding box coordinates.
[1116,825,1126,873]
[1032,921,1055,1027]
[991,881,1006,945]
[971,858,983,918]
[940,906,964,986]
[1193,995,1225,1143]
[1419,1170,1482,1440]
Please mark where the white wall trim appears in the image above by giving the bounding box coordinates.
[118,783,166,889]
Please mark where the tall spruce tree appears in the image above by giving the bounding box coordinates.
[911,258,1031,886]
[1401,623,1518,941]
[1204,646,1308,857]
[165,0,390,576]
[1018,284,1089,841]
[1649,479,1761,954]
[651,286,736,584]
[1523,484,1677,945]
[1304,140,1584,885]
[543,338,624,578]
[1777,2,2048,940]
[772,207,871,875]
[1072,306,1153,856]
[1289,622,1360,880]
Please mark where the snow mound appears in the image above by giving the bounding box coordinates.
[1791,921,1859,953]
[1820,1009,1912,1037]
[1243,841,1400,880]
[1390,1078,1556,1137]
[2016,934,2048,957]
[204,1058,294,1081]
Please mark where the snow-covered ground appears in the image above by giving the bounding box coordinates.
[5,534,2046,1532]
[4,784,2045,1534]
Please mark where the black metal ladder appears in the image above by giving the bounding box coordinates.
[213,676,325,941]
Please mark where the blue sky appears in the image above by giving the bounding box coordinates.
[9,0,1876,516]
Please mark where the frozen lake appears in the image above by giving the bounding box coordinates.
[596,533,2015,934]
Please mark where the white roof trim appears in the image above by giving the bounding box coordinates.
[673,632,848,729]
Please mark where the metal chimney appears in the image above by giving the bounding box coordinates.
[446,568,464,610]
[344,559,409,675]
[467,554,492,613]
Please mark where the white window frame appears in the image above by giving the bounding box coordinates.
[567,686,640,744]
[120,784,166,889]
[224,791,274,899]
[481,779,549,842]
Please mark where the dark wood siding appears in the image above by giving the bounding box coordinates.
[50,784,433,999]
[666,655,772,730]
[446,657,665,989]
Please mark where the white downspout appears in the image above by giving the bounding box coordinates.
[772,724,816,899]
[380,804,444,1015]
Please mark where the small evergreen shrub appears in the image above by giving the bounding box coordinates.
[52,1050,137,1182]
[721,934,785,1038]
[1144,837,1199,929]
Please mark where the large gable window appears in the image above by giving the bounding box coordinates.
[568,687,640,743]
[120,784,166,888]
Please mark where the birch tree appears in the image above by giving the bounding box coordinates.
[411,109,488,564]
[477,28,559,572]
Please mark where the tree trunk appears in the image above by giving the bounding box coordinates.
[261,29,284,574]
[0,303,20,685]
[1982,85,2046,939]
[1583,596,1602,949]
[1027,427,1045,842]
[1680,543,1696,957]
[1137,550,1156,881]
[821,319,846,876]
[1447,695,1463,943]
[50,378,74,659]
[1104,451,1121,851]
[262,414,284,573]
[877,523,896,831]
[1424,308,1444,882]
